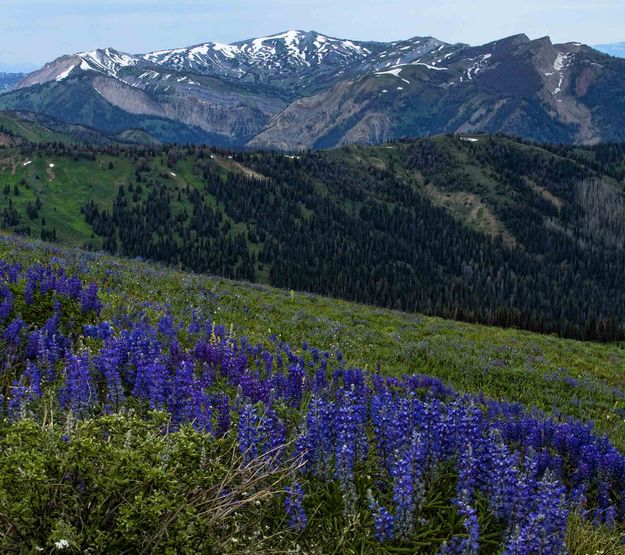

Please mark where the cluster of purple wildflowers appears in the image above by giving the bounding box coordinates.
[284,482,307,531]
[2,261,625,551]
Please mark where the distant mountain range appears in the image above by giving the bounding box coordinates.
[594,42,625,57]
[0,73,24,92]
[1,31,625,148]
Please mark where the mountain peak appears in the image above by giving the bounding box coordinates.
[484,33,531,49]
[7,30,625,150]
[140,30,377,88]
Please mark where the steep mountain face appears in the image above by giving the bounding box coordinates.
[5,47,285,146]
[0,73,23,92]
[252,35,624,148]
[594,42,625,57]
[1,31,624,148]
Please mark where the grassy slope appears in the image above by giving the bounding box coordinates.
[0,152,133,242]
[0,112,73,143]
[0,148,276,268]
[1,232,624,453]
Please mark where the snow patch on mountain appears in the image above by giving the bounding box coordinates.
[414,62,448,71]
[552,52,572,95]
[143,30,373,78]
[462,53,493,81]
[56,64,76,81]
[375,68,404,77]
[77,49,139,78]
[553,53,568,71]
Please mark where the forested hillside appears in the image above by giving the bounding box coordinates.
[2,134,625,340]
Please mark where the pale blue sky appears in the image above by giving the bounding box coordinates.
[1,0,623,71]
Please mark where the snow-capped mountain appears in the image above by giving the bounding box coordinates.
[141,31,459,90]
[144,31,374,85]
[17,48,140,89]
[3,31,625,148]
[17,31,459,94]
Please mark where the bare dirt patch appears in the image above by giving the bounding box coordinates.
[425,184,517,248]
[214,156,267,181]
[525,178,564,211]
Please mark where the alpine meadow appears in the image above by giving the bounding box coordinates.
[1,5,625,553]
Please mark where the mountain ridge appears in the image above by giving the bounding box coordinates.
[2,31,624,148]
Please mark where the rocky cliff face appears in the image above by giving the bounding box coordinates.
[2,31,624,148]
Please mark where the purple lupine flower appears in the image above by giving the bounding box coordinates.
[84,321,113,340]
[424,398,445,465]
[24,276,36,305]
[284,482,307,531]
[238,404,260,463]
[24,330,42,359]
[83,324,99,338]
[261,351,273,375]
[58,352,95,416]
[260,407,286,460]
[187,309,200,335]
[189,386,213,434]
[451,492,480,554]
[212,393,230,437]
[95,347,125,413]
[334,389,359,512]
[368,492,395,543]
[169,359,195,427]
[132,359,168,410]
[7,362,44,420]
[0,289,14,323]
[391,432,427,538]
[286,363,305,408]
[455,440,478,501]
[313,367,327,393]
[371,389,397,473]
[502,472,568,554]
[301,396,334,477]
[482,434,522,520]
[146,362,169,410]
[3,318,25,345]
[7,382,28,421]
[157,313,177,339]
[80,283,102,314]
[23,362,42,399]
[239,370,266,404]
[334,391,357,479]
